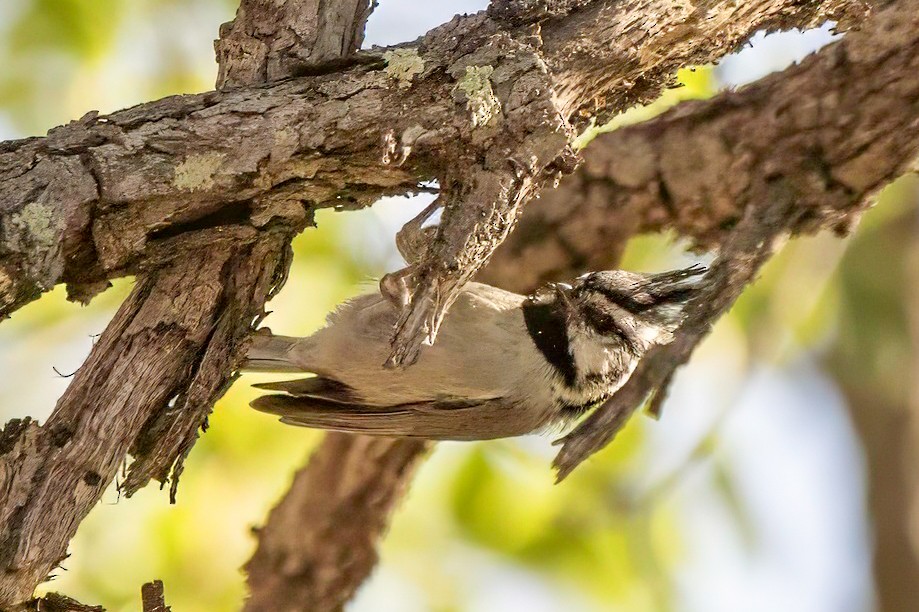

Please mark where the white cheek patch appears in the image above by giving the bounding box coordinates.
[638,324,669,345]
[596,300,677,347]
[569,333,613,377]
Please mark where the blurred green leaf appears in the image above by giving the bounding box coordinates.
[10,0,125,58]
[711,458,757,553]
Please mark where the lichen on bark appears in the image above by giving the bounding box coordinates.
[455,65,501,127]
[383,48,424,88]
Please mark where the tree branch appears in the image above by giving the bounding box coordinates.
[141,580,172,612]
[212,2,434,610]
[0,0,873,319]
[0,0,896,607]
[215,0,376,87]
[503,0,873,123]
[552,0,919,477]
[26,592,104,612]
[0,244,280,604]
[244,435,429,611]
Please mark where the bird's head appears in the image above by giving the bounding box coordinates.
[559,264,707,354]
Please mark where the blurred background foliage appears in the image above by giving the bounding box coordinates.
[1,2,917,611]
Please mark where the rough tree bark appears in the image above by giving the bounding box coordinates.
[242,0,892,607]
[212,3,435,611]
[244,434,428,611]
[0,0,916,609]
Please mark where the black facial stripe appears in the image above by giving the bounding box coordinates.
[583,304,639,354]
[523,300,577,387]
[652,287,694,303]
[587,284,653,314]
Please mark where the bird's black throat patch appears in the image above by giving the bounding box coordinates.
[523,300,577,387]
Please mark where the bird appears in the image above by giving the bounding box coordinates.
[245,265,706,440]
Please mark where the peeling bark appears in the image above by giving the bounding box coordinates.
[215,0,376,87]
[0,247,253,603]
[518,0,873,123]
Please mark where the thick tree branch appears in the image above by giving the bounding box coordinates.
[244,435,429,611]
[0,245,266,604]
[507,0,873,123]
[553,0,919,476]
[0,0,873,319]
[119,232,294,498]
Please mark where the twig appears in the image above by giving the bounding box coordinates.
[140,580,170,612]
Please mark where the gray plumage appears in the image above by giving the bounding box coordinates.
[246,266,706,440]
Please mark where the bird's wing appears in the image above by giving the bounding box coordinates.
[250,380,545,440]
[251,376,358,403]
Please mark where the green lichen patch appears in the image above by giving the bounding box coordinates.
[173,152,225,191]
[11,202,57,249]
[383,48,424,89]
[456,65,501,127]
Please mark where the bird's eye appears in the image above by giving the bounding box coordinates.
[582,305,636,351]
[584,308,615,334]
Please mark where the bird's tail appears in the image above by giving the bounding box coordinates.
[243,332,303,373]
